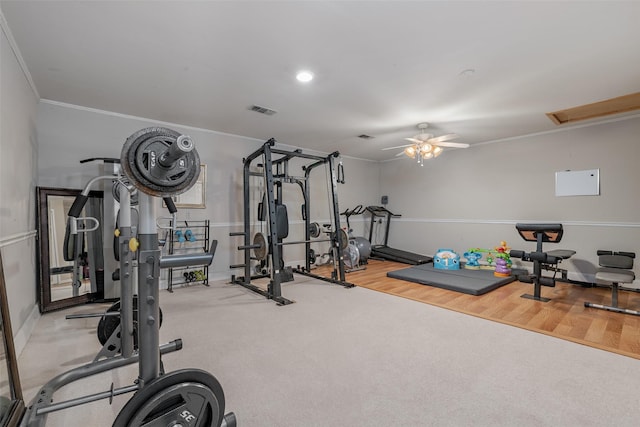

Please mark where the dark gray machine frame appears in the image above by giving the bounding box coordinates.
[510,223,574,302]
[20,130,235,427]
[231,139,354,305]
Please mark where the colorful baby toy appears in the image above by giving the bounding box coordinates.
[464,241,512,277]
[434,249,461,270]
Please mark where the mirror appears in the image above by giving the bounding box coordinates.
[37,187,104,312]
[0,251,25,427]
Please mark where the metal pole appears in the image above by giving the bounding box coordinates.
[304,165,313,272]
[263,143,283,299]
[118,183,135,358]
[136,192,160,386]
[242,150,254,284]
[328,154,346,281]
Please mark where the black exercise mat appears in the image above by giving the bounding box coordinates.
[387,263,515,296]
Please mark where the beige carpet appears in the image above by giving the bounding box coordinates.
[18,277,640,426]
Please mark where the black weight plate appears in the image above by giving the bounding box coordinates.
[97,297,163,350]
[253,232,267,261]
[96,300,122,346]
[309,222,321,238]
[121,127,201,197]
[113,369,225,427]
[336,229,349,250]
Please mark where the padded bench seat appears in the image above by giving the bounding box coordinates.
[546,249,576,260]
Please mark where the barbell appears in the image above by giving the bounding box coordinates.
[240,230,349,261]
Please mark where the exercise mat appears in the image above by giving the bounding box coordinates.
[387,263,515,296]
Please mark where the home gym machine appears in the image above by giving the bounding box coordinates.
[64,168,169,361]
[20,127,235,427]
[61,157,144,301]
[510,223,576,302]
[230,139,354,305]
[365,206,432,265]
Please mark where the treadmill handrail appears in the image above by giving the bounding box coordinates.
[365,206,401,217]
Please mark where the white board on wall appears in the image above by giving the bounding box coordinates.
[555,169,600,197]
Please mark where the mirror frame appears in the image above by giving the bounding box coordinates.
[36,187,101,313]
[0,251,25,427]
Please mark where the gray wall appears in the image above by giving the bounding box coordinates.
[0,16,40,354]
[36,101,381,283]
[379,115,640,284]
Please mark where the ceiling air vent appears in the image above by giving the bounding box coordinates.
[358,134,374,139]
[249,105,277,116]
[546,92,640,125]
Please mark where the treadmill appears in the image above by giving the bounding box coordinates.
[366,206,432,265]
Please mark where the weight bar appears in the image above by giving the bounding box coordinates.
[239,230,349,261]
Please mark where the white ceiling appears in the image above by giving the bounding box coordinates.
[2,1,639,161]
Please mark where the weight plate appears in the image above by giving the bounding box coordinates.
[253,232,268,261]
[339,229,349,250]
[309,222,321,238]
[121,127,201,197]
[97,297,163,350]
[113,369,225,427]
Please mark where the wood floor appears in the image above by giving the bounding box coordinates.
[317,260,640,360]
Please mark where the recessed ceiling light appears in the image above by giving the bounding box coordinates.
[296,70,314,83]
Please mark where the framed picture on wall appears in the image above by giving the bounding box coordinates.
[168,164,206,209]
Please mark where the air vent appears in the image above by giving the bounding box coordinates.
[546,92,640,125]
[249,105,277,116]
[358,134,374,139]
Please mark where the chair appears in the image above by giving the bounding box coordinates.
[584,250,638,316]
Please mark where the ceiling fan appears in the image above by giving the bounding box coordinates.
[383,123,469,165]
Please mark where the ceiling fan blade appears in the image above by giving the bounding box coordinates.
[428,133,458,143]
[395,151,406,157]
[404,137,422,144]
[434,141,470,148]
[382,143,413,151]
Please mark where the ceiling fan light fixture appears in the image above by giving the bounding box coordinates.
[404,146,417,158]
[419,143,433,155]
[381,123,465,166]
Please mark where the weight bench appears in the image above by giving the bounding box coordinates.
[584,250,638,316]
[510,223,576,302]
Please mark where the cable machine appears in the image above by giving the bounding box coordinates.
[230,139,354,305]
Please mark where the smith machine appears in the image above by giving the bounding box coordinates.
[230,139,354,305]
